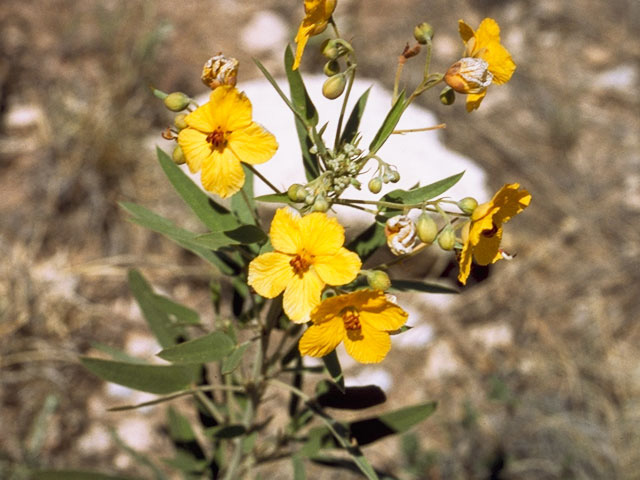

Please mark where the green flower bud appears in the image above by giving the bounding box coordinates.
[413,22,434,44]
[321,39,341,60]
[312,195,329,212]
[164,92,191,112]
[174,113,188,130]
[437,225,456,251]
[287,184,305,202]
[172,145,185,165]
[457,197,478,214]
[368,177,383,194]
[323,59,341,76]
[389,170,400,183]
[416,213,438,244]
[439,86,456,106]
[367,270,391,291]
[304,193,316,205]
[322,74,347,100]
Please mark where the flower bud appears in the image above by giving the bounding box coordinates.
[323,59,341,76]
[388,170,400,183]
[172,145,186,165]
[444,57,493,94]
[174,113,188,130]
[287,184,306,202]
[439,86,456,106]
[413,22,434,44]
[368,177,383,194]
[201,53,239,90]
[321,39,341,60]
[367,270,391,291]
[416,213,438,244]
[304,193,316,205]
[322,74,347,100]
[437,225,456,251]
[457,197,478,214]
[164,92,191,112]
[312,195,329,212]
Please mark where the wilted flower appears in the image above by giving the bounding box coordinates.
[385,215,417,255]
[248,208,361,323]
[299,290,408,363]
[201,54,239,90]
[177,86,277,198]
[457,183,531,284]
[445,18,516,112]
[293,0,337,70]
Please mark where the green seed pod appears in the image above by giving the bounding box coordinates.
[368,177,383,194]
[312,195,329,212]
[457,196,478,214]
[174,113,188,130]
[323,59,341,76]
[172,145,186,165]
[416,213,438,244]
[367,270,391,291]
[322,74,347,100]
[413,22,434,44]
[439,86,456,106]
[437,225,456,251]
[164,92,191,112]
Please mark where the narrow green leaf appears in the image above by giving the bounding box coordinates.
[383,171,465,205]
[162,450,207,474]
[167,406,197,442]
[349,401,437,446]
[347,222,386,262]
[322,350,345,393]
[120,202,237,274]
[167,407,207,474]
[91,342,147,364]
[292,455,306,480]
[193,225,267,250]
[315,383,387,410]
[81,357,198,394]
[151,294,200,326]
[369,91,406,154]
[157,147,239,232]
[221,342,250,374]
[230,165,256,225]
[157,331,234,364]
[390,279,459,295]
[340,87,370,146]
[205,424,247,439]
[128,269,181,348]
[254,193,291,204]
[32,471,138,480]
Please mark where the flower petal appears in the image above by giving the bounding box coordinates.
[184,102,216,133]
[200,149,245,198]
[270,208,302,255]
[227,122,278,165]
[283,270,324,323]
[458,19,475,44]
[465,91,487,112]
[473,228,503,266]
[344,323,391,364]
[299,213,345,256]
[208,86,253,132]
[457,239,473,285]
[293,23,314,70]
[248,252,293,298]
[360,302,408,332]
[313,248,361,286]
[491,184,531,225]
[299,317,345,358]
[177,128,213,173]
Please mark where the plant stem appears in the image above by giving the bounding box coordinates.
[194,389,226,424]
[334,66,356,151]
[240,188,261,228]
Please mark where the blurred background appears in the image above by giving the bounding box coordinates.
[1,0,640,478]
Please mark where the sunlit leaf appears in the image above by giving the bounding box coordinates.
[157,331,235,364]
[340,87,370,146]
[369,91,406,154]
[383,171,464,205]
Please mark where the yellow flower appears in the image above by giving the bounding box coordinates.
[177,86,278,198]
[293,0,337,70]
[457,183,531,285]
[444,18,516,112]
[248,208,361,323]
[299,290,408,364]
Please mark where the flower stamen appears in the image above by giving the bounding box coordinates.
[206,128,228,150]
[290,254,311,275]
[341,307,361,330]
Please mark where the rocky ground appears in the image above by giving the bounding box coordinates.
[1,0,640,479]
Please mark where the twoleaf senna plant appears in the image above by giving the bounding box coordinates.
[75,3,530,479]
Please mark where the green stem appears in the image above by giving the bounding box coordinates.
[334,66,357,151]
[240,188,261,228]
[194,389,225,424]
[335,198,468,216]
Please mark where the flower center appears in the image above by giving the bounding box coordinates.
[206,127,228,150]
[289,254,311,276]
[481,222,499,238]
[341,307,361,331]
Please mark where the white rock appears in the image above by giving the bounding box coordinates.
[345,366,394,391]
[593,64,638,92]
[240,10,289,54]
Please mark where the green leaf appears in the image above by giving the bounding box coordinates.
[162,450,208,474]
[340,87,370,146]
[91,343,147,364]
[166,407,207,475]
[157,147,240,232]
[322,350,345,393]
[193,225,267,250]
[80,357,198,394]
[349,401,437,446]
[120,202,238,275]
[369,91,406,154]
[221,342,250,374]
[151,294,200,326]
[347,221,386,262]
[157,331,235,364]
[31,471,138,480]
[167,406,197,442]
[231,165,256,225]
[383,171,465,205]
[205,424,247,439]
[292,455,306,480]
[254,193,291,204]
[315,383,387,410]
[128,269,183,348]
[390,279,459,295]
